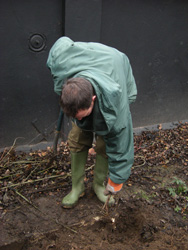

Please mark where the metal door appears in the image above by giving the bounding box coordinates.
[0,0,65,148]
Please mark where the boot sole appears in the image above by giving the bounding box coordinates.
[61,191,85,209]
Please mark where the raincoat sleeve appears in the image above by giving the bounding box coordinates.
[104,112,134,184]
[125,58,137,104]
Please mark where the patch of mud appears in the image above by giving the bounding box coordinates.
[1,191,187,250]
[1,123,188,249]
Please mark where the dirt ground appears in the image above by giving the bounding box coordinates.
[0,123,188,250]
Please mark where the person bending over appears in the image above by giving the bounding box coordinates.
[47,37,137,208]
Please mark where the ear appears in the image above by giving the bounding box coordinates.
[92,95,96,102]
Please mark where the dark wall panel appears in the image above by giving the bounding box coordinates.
[65,0,188,128]
[0,0,64,147]
[100,0,188,128]
[1,0,188,148]
[65,0,102,42]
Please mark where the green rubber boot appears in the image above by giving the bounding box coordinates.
[62,151,88,208]
[93,154,115,205]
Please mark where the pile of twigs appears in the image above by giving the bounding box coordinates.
[0,122,187,208]
[133,122,188,168]
[0,142,70,193]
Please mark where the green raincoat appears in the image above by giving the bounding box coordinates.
[47,37,137,184]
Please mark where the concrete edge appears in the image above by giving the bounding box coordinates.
[133,119,188,135]
[0,120,187,153]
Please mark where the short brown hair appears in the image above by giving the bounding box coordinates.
[60,77,94,117]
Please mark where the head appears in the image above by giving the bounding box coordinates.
[60,77,96,120]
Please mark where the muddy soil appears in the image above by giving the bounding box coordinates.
[0,123,188,250]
